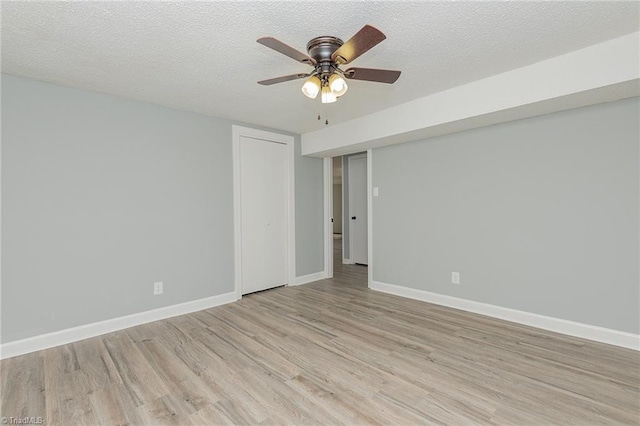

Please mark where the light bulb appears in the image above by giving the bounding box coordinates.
[329,74,348,97]
[301,76,320,99]
[321,85,337,104]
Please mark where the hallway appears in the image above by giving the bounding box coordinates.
[331,234,369,290]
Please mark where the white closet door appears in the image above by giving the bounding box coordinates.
[239,136,288,294]
[349,155,368,265]
[263,140,288,288]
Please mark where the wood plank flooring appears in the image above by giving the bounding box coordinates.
[2,238,639,425]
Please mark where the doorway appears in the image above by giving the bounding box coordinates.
[324,151,371,285]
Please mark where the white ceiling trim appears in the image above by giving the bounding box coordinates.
[302,32,640,158]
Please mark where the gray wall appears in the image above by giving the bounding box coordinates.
[1,75,323,342]
[373,97,639,334]
[294,134,324,276]
[333,184,342,234]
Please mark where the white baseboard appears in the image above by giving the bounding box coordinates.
[342,258,354,265]
[370,281,639,351]
[0,291,238,360]
[292,271,326,286]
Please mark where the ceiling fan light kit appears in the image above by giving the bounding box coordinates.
[257,25,400,105]
[321,84,337,104]
[302,74,348,103]
[328,74,348,97]
[301,76,321,99]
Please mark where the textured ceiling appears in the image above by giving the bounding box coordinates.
[2,1,638,134]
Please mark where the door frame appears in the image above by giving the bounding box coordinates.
[322,149,373,287]
[232,125,296,300]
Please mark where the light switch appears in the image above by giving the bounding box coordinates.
[373,187,379,197]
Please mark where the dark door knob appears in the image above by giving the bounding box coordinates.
[351,216,356,220]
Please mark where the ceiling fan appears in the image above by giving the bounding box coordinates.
[257,25,401,104]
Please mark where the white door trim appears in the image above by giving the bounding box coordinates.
[323,157,333,279]
[367,149,373,288]
[323,153,372,276]
[232,125,296,300]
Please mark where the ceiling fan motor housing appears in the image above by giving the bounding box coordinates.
[307,36,344,78]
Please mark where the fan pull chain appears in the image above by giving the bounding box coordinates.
[324,101,329,125]
[316,110,329,125]
[316,96,329,125]
[316,113,328,125]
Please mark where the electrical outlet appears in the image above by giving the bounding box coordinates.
[154,281,164,295]
[451,272,460,285]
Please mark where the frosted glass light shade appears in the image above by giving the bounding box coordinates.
[321,85,337,103]
[329,74,348,97]
[301,76,321,99]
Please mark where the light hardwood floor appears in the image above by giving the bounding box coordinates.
[2,238,639,425]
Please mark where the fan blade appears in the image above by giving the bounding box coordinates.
[258,73,309,85]
[344,67,401,84]
[332,25,386,65]
[257,37,316,65]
